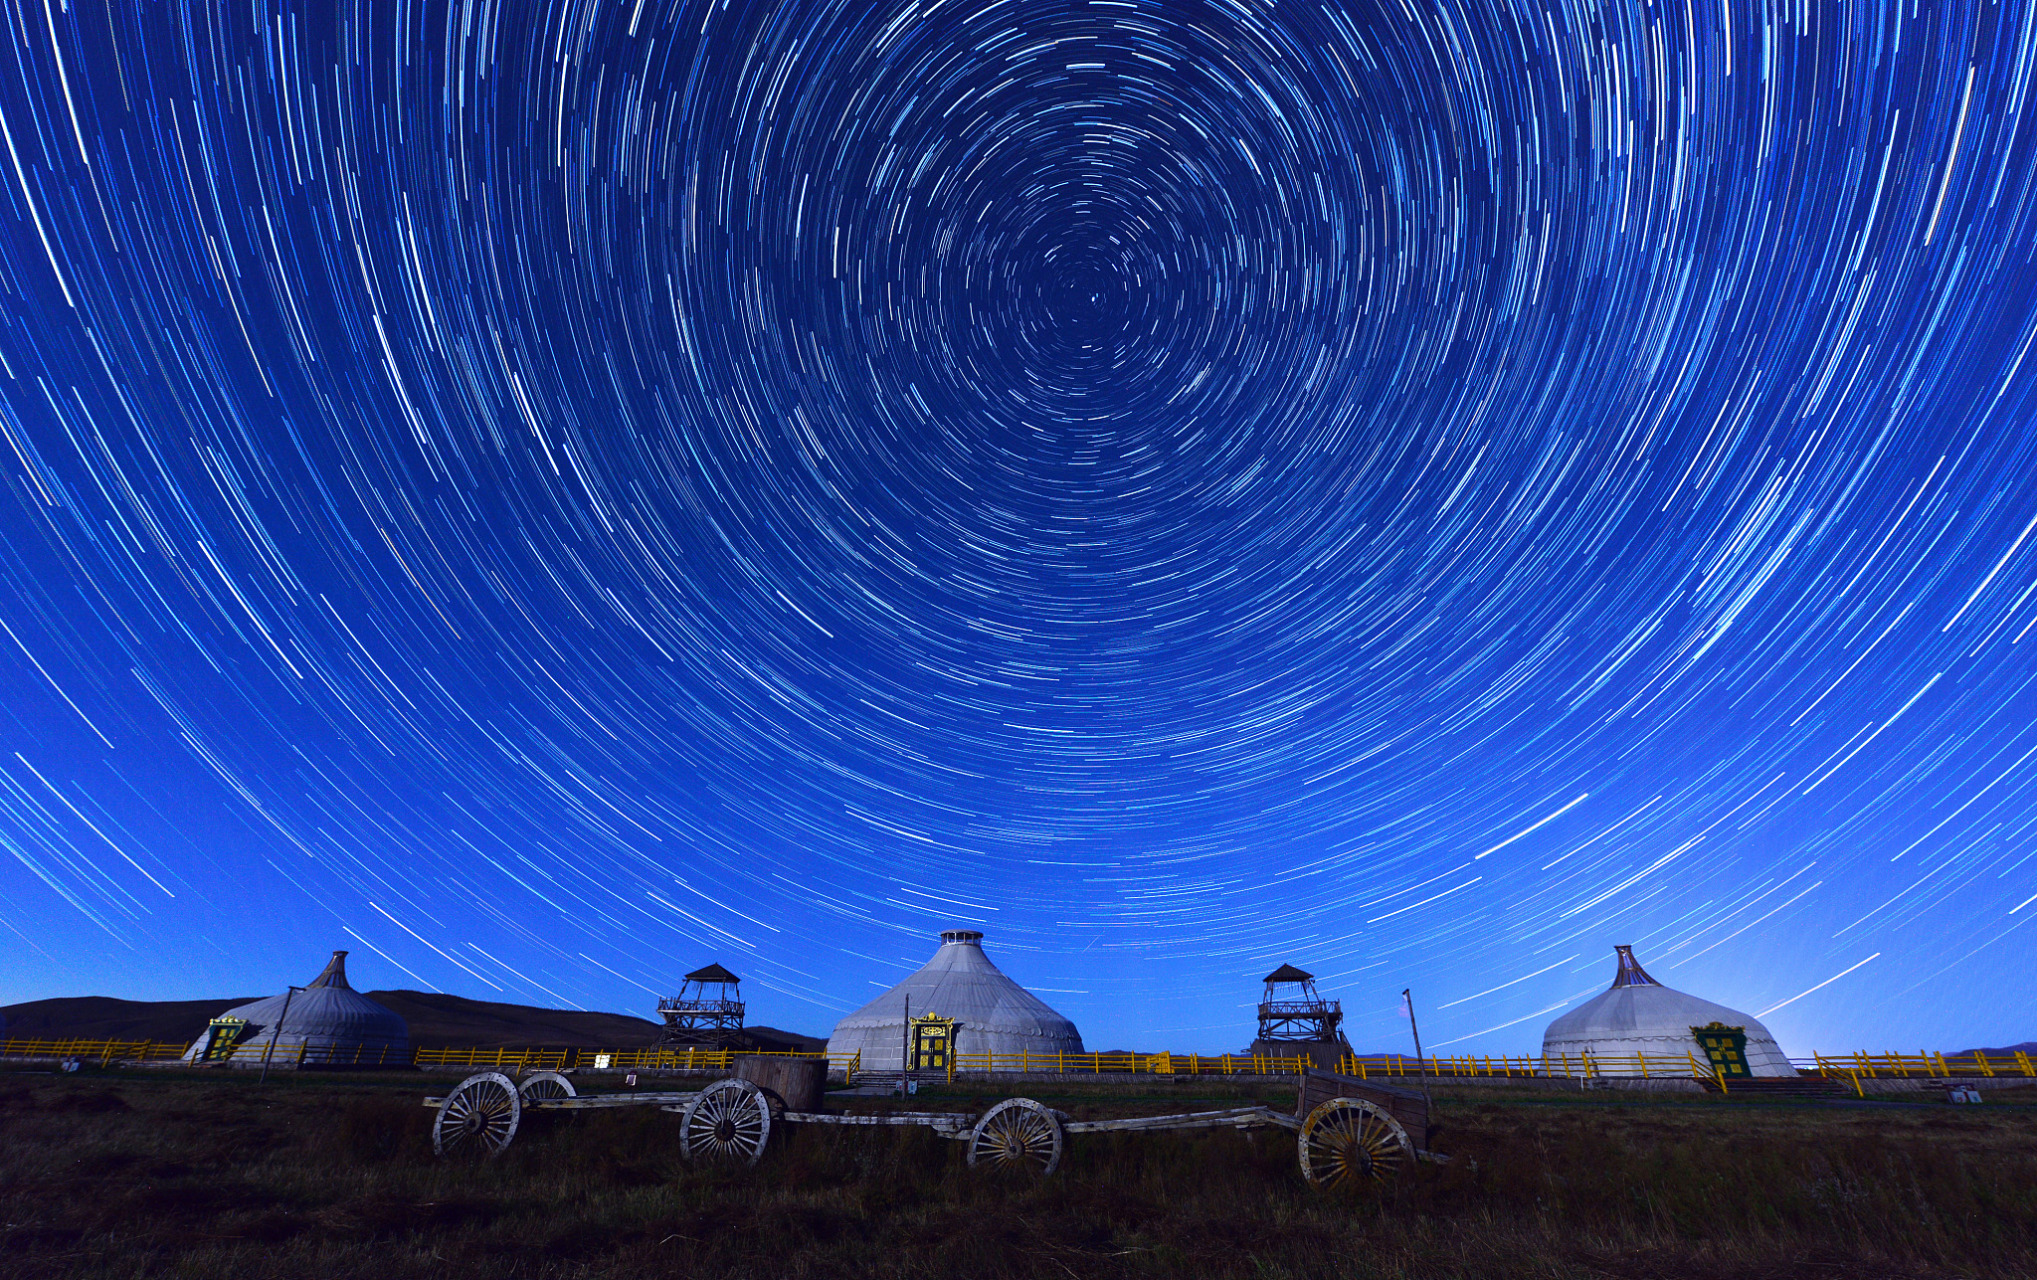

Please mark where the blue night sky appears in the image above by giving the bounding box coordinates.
[1,0,2034,1057]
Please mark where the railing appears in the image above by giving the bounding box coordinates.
[1809,1050,2037,1081]
[0,1038,850,1074]
[1337,1052,1730,1082]
[947,1051,1313,1077]
[0,1038,406,1068]
[1258,1001,1338,1017]
[1335,1051,2037,1084]
[414,1045,572,1071]
[9,1035,2028,1086]
[213,1041,410,1067]
[0,1037,188,1063]
[564,1047,858,1072]
[412,1046,857,1072]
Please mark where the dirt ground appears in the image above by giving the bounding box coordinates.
[2,1067,2032,1279]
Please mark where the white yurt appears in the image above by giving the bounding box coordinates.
[828,930,1084,1071]
[1541,946,1793,1077]
[184,950,409,1067]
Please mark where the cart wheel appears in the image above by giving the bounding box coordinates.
[518,1071,576,1104]
[1297,1097,1410,1186]
[680,1078,772,1166]
[434,1071,521,1158]
[967,1098,1063,1176]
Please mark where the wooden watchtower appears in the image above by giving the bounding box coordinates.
[657,963,745,1048]
[1255,964,1346,1046]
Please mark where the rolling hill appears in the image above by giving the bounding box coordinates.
[1,990,825,1052]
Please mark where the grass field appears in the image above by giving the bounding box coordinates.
[2,1066,2032,1279]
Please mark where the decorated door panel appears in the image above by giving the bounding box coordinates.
[911,1013,956,1071]
[1691,1022,1751,1078]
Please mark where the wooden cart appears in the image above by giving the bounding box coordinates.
[426,1065,1443,1187]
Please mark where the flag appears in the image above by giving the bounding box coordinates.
[1396,992,1412,1020]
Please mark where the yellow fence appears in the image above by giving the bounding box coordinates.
[9,1037,2029,1086]
[413,1046,572,1071]
[949,1051,1312,1076]
[1810,1051,2037,1080]
[1338,1051,2037,1084]
[0,1039,848,1073]
[941,1050,1735,1081]
[0,1038,188,1063]
[1338,1052,1730,1081]
[412,1046,859,1073]
[563,1047,860,1073]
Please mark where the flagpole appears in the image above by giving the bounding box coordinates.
[1402,987,1431,1110]
[258,985,302,1085]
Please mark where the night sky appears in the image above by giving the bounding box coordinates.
[2,0,2034,1056]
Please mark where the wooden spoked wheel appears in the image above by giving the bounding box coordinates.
[680,1078,772,1166]
[1297,1098,1410,1187]
[967,1098,1064,1176]
[434,1071,521,1158]
[518,1071,575,1104]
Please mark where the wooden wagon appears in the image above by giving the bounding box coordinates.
[427,1064,1442,1188]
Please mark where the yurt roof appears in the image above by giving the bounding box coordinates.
[214,951,407,1044]
[1544,946,1783,1048]
[830,930,1080,1043]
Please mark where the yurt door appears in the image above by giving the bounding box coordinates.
[1690,1022,1752,1079]
[202,1017,248,1062]
[911,1014,956,1072]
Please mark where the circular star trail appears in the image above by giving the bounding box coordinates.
[1,0,2035,1051]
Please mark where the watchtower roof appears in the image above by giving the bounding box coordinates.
[684,963,740,984]
[1262,963,1314,984]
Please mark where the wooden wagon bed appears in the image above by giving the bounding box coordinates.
[1296,1068,1441,1157]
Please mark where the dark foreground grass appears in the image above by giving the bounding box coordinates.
[1,1069,2032,1280]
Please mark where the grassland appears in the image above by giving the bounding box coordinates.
[1,1066,2032,1279]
